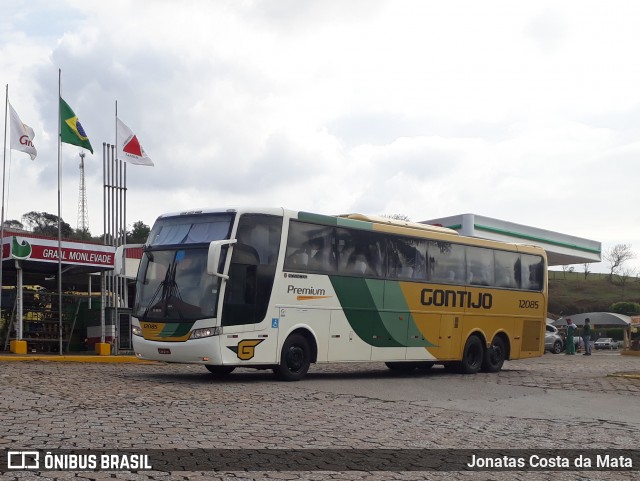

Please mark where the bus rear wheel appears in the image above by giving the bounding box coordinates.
[274,333,311,381]
[205,365,235,376]
[481,336,506,373]
[460,335,484,374]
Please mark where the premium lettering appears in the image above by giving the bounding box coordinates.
[287,285,326,296]
[420,288,492,309]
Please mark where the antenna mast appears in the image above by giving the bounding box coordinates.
[77,151,88,232]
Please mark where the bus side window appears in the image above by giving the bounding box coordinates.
[285,221,334,273]
[466,245,495,286]
[495,250,520,289]
[429,241,464,284]
[520,254,543,291]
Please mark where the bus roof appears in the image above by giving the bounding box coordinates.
[339,213,459,235]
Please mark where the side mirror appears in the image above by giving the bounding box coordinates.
[207,239,237,279]
[114,244,144,277]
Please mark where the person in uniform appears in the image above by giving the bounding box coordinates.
[565,318,577,355]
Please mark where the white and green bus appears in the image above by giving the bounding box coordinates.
[120,207,547,381]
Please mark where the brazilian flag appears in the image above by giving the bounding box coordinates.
[60,97,93,154]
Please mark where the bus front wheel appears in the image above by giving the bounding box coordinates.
[460,335,484,374]
[274,333,311,381]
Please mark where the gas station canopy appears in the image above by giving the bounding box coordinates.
[422,213,601,267]
[1,231,115,290]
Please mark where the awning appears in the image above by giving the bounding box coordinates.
[553,312,631,327]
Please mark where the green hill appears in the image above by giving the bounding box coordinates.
[548,271,640,317]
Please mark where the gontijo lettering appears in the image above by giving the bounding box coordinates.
[421,288,493,309]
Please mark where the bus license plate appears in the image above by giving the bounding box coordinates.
[158,348,171,354]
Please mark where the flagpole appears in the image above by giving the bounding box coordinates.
[0,84,8,329]
[57,68,63,355]
[114,100,119,354]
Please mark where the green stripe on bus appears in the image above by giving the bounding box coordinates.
[298,212,339,225]
[384,281,437,347]
[159,322,193,338]
[298,211,373,230]
[329,276,403,347]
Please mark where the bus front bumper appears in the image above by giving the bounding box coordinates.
[132,335,224,364]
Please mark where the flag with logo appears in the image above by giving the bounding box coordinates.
[60,97,93,153]
[9,103,37,160]
[116,117,154,166]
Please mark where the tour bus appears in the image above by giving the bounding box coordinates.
[118,207,547,381]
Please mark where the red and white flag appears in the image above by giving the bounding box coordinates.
[116,117,154,166]
[9,103,37,160]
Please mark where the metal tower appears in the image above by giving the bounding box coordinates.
[77,152,89,232]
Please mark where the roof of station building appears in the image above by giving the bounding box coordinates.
[421,213,601,267]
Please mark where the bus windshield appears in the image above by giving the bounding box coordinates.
[135,213,234,322]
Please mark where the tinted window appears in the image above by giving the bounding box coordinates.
[388,237,428,280]
[429,242,465,283]
[466,246,495,286]
[494,251,520,288]
[148,213,233,246]
[284,222,336,273]
[222,215,283,326]
[336,228,385,277]
[520,254,544,291]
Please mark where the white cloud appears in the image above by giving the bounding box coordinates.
[2,0,640,273]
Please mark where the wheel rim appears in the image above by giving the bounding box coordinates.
[488,344,503,365]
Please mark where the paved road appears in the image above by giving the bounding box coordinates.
[1,351,639,481]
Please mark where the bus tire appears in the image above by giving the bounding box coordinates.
[460,335,484,374]
[274,333,311,381]
[205,365,235,376]
[481,336,506,373]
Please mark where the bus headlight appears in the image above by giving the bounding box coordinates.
[189,327,221,339]
[132,325,143,337]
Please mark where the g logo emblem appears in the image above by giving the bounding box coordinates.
[228,339,264,360]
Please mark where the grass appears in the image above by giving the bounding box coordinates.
[548,271,640,317]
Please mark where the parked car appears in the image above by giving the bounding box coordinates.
[545,324,564,354]
[594,338,617,350]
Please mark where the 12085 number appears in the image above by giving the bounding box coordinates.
[519,300,539,309]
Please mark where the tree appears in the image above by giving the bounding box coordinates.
[2,219,24,230]
[582,263,591,280]
[603,243,635,283]
[22,211,73,238]
[73,227,93,241]
[561,265,575,279]
[128,221,151,243]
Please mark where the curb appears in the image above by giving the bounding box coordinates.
[0,354,157,364]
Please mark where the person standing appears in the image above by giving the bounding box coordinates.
[565,318,577,355]
[582,318,592,356]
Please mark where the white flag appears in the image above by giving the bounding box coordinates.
[9,103,37,160]
[116,117,154,166]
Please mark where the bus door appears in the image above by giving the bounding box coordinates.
[438,314,462,360]
[220,214,283,365]
[412,313,461,360]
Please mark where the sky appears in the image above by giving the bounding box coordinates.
[2,0,640,274]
